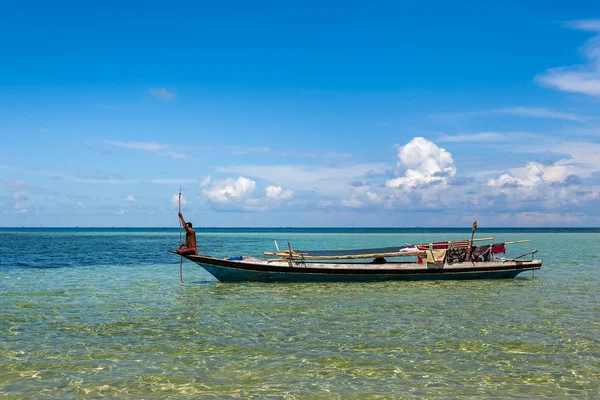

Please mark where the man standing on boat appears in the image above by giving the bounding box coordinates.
[176,212,198,256]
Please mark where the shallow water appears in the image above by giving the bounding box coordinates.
[1,228,599,398]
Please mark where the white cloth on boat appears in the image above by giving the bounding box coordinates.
[399,247,420,252]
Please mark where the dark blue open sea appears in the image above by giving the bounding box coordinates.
[1,228,599,398]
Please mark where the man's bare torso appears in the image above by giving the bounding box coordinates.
[185,229,197,249]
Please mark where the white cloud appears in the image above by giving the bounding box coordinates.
[148,88,175,100]
[567,19,600,32]
[125,194,136,202]
[146,179,197,184]
[13,191,27,201]
[437,107,585,122]
[317,200,334,209]
[366,191,383,203]
[484,160,598,212]
[518,141,600,179]
[338,136,599,214]
[14,202,27,213]
[487,173,525,188]
[491,107,585,122]
[437,132,507,143]
[105,141,188,160]
[488,162,570,188]
[386,137,456,189]
[536,22,600,96]
[199,176,212,188]
[202,177,295,211]
[172,193,187,208]
[115,209,125,215]
[203,176,257,203]
[215,163,387,197]
[161,151,188,159]
[107,141,167,152]
[340,184,395,210]
[341,198,366,208]
[538,69,600,96]
[265,186,294,200]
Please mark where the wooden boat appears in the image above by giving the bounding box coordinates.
[176,238,542,283]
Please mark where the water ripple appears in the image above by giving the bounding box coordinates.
[1,230,599,398]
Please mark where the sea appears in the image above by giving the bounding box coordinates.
[1,228,599,399]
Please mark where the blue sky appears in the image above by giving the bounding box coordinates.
[2,0,600,227]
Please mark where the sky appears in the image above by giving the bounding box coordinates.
[1,0,600,227]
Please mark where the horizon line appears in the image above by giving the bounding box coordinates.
[1,226,599,229]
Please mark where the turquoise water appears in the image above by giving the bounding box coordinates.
[1,228,599,398]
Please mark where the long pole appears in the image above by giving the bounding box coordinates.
[467,220,477,261]
[179,186,183,284]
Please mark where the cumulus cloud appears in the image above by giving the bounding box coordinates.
[488,162,570,188]
[484,159,600,213]
[334,136,599,216]
[509,141,600,180]
[339,183,398,211]
[386,137,456,189]
[148,88,175,100]
[202,176,294,211]
[203,176,257,203]
[215,163,387,197]
[265,186,294,200]
[125,194,136,202]
[536,20,600,96]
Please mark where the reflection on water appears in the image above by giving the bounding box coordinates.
[1,229,599,397]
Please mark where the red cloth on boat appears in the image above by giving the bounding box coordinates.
[491,243,506,254]
[417,256,423,264]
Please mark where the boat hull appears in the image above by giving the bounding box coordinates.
[186,255,542,283]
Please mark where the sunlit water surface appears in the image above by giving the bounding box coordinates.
[1,228,599,398]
